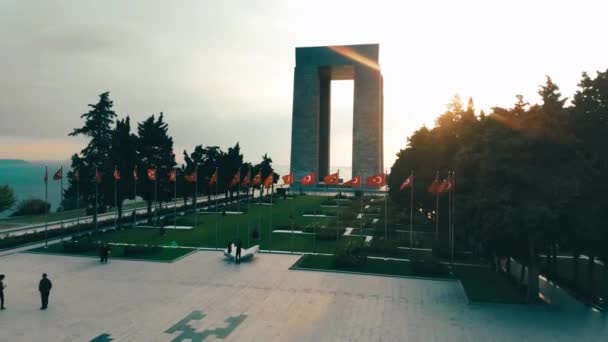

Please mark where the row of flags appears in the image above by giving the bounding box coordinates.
[298,171,387,187]
[44,166,455,192]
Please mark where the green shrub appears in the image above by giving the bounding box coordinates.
[410,259,449,278]
[365,239,403,257]
[335,240,366,267]
[11,199,50,216]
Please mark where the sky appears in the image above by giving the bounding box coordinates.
[1,0,607,170]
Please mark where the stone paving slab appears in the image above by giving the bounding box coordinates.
[0,251,606,341]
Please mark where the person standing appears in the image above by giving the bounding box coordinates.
[38,273,52,310]
[0,274,6,310]
[235,240,242,264]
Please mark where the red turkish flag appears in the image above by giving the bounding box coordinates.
[113,168,121,180]
[147,168,156,181]
[95,170,103,184]
[428,173,441,194]
[300,172,315,185]
[323,172,339,185]
[230,170,240,187]
[343,175,361,187]
[241,169,251,187]
[263,172,274,189]
[53,167,62,181]
[437,174,454,193]
[399,174,413,191]
[366,173,385,187]
[282,172,294,185]
[168,169,176,182]
[185,170,197,183]
[133,166,139,181]
[251,171,262,187]
[208,169,218,186]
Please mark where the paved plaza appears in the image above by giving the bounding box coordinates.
[0,250,606,341]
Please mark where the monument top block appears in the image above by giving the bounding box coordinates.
[295,44,380,68]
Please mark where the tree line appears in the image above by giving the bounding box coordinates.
[62,92,278,225]
[388,71,608,303]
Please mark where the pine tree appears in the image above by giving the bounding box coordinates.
[136,113,176,223]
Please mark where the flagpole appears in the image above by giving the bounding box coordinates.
[114,166,118,230]
[451,171,455,265]
[133,167,137,229]
[174,168,177,230]
[154,170,158,227]
[95,166,98,236]
[237,169,241,239]
[76,167,80,234]
[194,166,198,227]
[44,165,48,248]
[258,182,262,249]
[215,167,219,250]
[269,175,273,253]
[60,166,64,242]
[435,171,439,241]
[313,169,317,255]
[247,167,251,247]
[290,171,294,254]
[410,170,414,250]
[360,171,364,237]
[336,169,339,242]
[384,170,388,241]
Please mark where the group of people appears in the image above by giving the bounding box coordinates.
[0,273,53,310]
[227,240,243,264]
[99,243,111,263]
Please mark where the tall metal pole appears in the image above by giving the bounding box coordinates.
[76,167,80,234]
[269,179,273,252]
[194,166,198,227]
[114,166,118,230]
[237,169,241,238]
[133,167,137,229]
[360,172,364,236]
[384,175,388,241]
[257,183,262,249]
[174,168,177,229]
[215,167,219,250]
[44,165,48,248]
[290,171,294,253]
[95,166,98,236]
[410,170,414,249]
[154,171,158,227]
[451,171,455,265]
[313,169,316,254]
[60,166,64,242]
[435,192,439,241]
[336,169,339,242]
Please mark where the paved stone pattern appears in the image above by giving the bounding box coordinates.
[0,252,606,341]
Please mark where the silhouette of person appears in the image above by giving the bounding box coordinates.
[227,241,232,255]
[102,244,111,264]
[236,240,242,264]
[99,243,105,263]
[0,274,6,310]
[38,273,52,310]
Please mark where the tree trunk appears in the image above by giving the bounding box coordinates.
[527,239,539,304]
[551,244,558,278]
[573,252,580,287]
[117,201,123,228]
[519,264,526,287]
[147,200,152,224]
[587,254,595,302]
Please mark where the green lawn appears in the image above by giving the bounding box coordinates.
[455,265,527,304]
[28,242,193,262]
[293,254,454,279]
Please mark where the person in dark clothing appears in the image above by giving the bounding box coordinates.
[0,274,6,310]
[235,240,242,264]
[38,273,52,310]
[102,244,111,264]
[99,243,105,263]
[227,241,232,255]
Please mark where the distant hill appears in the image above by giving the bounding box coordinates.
[0,159,30,167]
